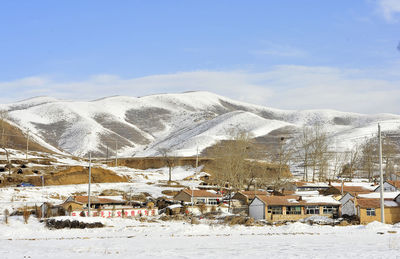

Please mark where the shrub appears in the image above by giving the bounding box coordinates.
[147,202,154,209]
[4,209,9,224]
[23,207,30,224]
[191,217,200,225]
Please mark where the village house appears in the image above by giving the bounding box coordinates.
[355,194,400,224]
[340,193,356,216]
[62,195,127,213]
[292,182,330,192]
[249,195,340,222]
[323,185,373,197]
[58,196,158,218]
[341,188,399,218]
[231,190,269,214]
[40,202,65,217]
[232,190,269,206]
[388,172,400,181]
[173,189,222,205]
[374,180,400,192]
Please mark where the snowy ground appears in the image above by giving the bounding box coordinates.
[0,216,399,258]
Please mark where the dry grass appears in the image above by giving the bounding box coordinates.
[100,189,125,196]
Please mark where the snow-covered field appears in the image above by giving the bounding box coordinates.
[0,216,399,258]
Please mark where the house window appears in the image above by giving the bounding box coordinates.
[286,206,301,215]
[366,208,376,216]
[208,199,218,205]
[268,206,283,215]
[196,198,206,204]
[323,206,335,214]
[305,206,320,215]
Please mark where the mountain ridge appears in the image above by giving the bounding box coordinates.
[1,91,400,157]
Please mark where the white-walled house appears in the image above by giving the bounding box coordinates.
[339,193,356,216]
[374,181,400,192]
[341,199,356,216]
[173,189,223,205]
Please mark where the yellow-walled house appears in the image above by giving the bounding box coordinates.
[249,195,340,222]
[356,195,400,224]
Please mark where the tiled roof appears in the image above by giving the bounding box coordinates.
[182,189,223,198]
[294,182,329,187]
[387,180,400,189]
[72,196,125,204]
[357,198,400,208]
[256,195,299,206]
[238,191,268,198]
[255,195,340,206]
[233,191,268,200]
[333,186,372,194]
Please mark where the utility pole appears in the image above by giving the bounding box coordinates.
[88,152,92,217]
[26,129,29,161]
[378,124,385,223]
[191,145,198,218]
[115,140,118,167]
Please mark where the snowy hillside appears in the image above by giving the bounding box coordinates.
[2,91,400,157]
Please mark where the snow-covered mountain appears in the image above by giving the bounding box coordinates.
[1,91,400,157]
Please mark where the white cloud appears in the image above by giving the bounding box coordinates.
[375,0,400,22]
[0,66,399,114]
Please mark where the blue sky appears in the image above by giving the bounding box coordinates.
[1,0,400,113]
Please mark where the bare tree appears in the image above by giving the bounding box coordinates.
[295,126,313,181]
[331,151,347,180]
[295,123,331,182]
[158,148,177,183]
[266,136,294,190]
[359,138,377,181]
[210,130,256,207]
[381,136,399,180]
[340,146,360,180]
[358,134,399,180]
[309,124,332,181]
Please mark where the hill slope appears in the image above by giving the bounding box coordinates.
[1,91,400,157]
